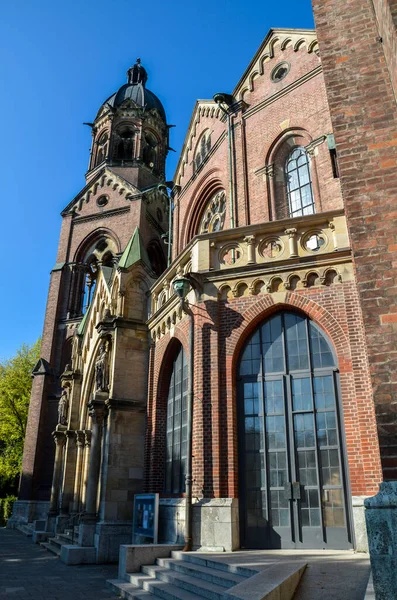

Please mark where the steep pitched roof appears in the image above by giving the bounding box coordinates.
[118,226,152,271]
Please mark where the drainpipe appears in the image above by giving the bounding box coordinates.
[213,93,235,229]
[172,275,200,552]
[183,308,194,551]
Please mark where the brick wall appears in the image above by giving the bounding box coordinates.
[312,0,397,478]
[146,283,382,499]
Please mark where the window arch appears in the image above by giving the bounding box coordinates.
[95,132,108,167]
[199,190,226,234]
[194,130,211,172]
[165,345,188,494]
[237,311,350,550]
[113,126,136,161]
[143,132,159,169]
[285,147,315,217]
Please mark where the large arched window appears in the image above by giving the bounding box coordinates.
[238,311,350,550]
[194,131,211,172]
[285,147,315,217]
[165,345,188,494]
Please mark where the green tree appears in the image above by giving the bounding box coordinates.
[0,339,41,494]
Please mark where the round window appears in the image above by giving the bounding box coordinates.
[97,195,109,208]
[271,62,290,83]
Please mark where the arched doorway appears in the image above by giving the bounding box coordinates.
[237,311,352,549]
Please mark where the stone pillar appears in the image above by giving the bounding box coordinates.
[84,401,106,519]
[72,430,85,513]
[285,228,298,258]
[365,482,397,599]
[48,427,67,516]
[244,235,256,265]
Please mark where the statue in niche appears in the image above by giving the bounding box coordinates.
[58,387,69,426]
[95,343,109,392]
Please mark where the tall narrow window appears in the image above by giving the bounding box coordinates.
[165,346,188,494]
[285,147,315,217]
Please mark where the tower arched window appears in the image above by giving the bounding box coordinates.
[143,132,158,169]
[194,131,211,172]
[165,345,188,494]
[114,127,135,161]
[285,147,315,217]
[95,132,108,166]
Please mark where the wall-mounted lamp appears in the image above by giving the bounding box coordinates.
[172,277,191,305]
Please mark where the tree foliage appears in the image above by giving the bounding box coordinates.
[0,339,41,492]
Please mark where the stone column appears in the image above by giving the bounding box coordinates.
[48,428,67,516]
[72,430,85,513]
[285,228,298,258]
[244,235,256,265]
[365,482,397,599]
[84,402,106,519]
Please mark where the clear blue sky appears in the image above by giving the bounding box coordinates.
[0,0,314,360]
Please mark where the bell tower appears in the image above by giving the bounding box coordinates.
[15,60,170,509]
[87,59,169,189]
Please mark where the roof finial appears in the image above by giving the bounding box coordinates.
[127,58,148,87]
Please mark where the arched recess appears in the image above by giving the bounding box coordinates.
[149,337,189,494]
[194,129,212,173]
[111,123,137,161]
[147,239,167,277]
[184,174,225,245]
[265,128,320,221]
[234,307,353,550]
[69,228,121,318]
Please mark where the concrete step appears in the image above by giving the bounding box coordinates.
[17,523,34,537]
[171,551,257,578]
[140,565,228,600]
[40,541,61,557]
[141,579,210,600]
[156,557,245,588]
[107,579,155,599]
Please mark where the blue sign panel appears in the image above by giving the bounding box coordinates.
[133,493,159,543]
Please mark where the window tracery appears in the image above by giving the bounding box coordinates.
[194,131,211,172]
[199,190,226,234]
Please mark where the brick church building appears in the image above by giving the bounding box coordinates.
[9,0,397,565]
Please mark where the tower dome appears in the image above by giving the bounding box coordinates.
[97,59,166,122]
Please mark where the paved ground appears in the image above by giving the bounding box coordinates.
[0,527,371,600]
[0,528,117,600]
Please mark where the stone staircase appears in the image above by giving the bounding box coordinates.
[16,523,34,537]
[40,526,80,557]
[108,551,260,600]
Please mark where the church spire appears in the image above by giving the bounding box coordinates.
[126,58,148,87]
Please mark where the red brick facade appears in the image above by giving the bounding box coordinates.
[312,0,397,478]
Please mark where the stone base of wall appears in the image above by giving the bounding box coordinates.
[158,498,239,551]
[7,501,50,529]
[352,496,369,552]
[94,522,133,563]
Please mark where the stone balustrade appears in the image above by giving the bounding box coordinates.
[149,209,349,320]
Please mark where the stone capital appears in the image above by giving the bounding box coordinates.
[52,430,67,447]
[75,430,85,448]
[285,228,297,237]
[84,430,92,447]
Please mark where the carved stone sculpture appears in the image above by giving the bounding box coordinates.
[95,343,109,392]
[58,387,69,426]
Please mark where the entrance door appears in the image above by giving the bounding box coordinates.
[238,312,352,549]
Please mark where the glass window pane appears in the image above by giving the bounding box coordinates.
[164,346,188,493]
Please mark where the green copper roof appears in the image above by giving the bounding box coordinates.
[118,227,151,271]
[77,307,90,336]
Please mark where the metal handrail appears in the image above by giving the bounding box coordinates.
[64,511,85,545]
